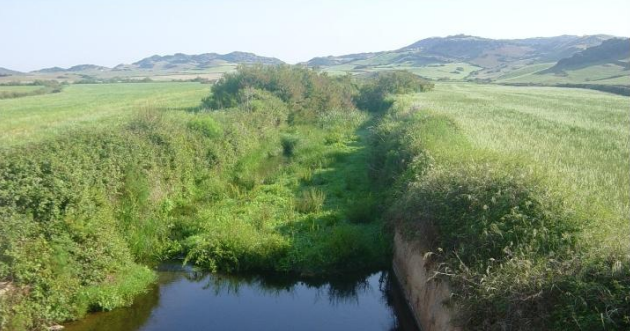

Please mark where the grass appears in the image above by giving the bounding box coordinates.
[0,82,208,147]
[381,82,630,329]
[409,83,629,254]
[493,62,555,81]
[496,62,630,85]
[400,62,481,80]
[323,62,482,81]
[0,64,238,84]
[0,85,42,93]
[183,110,389,274]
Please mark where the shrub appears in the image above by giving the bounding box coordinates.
[280,134,299,157]
[355,71,434,112]
[202,64,357,114]
[187,116,222,139]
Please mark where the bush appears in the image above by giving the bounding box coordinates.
[187,116,222,139]
[0,110,221,329]
[355,71,433,112]
[202,64,357,114]
[280,134,299,157]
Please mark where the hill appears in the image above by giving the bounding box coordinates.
[304,34,617,81]
[494,38,630,87]
[0,51,284,83]
[545,38,630,72]
[0,67,23,76]
[33,64,111,73]
[125,51,283,71]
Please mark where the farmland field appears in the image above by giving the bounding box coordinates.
[0,85,42,93]
[323,62,482,80]
[0,82,208,147]
[495,63,630,85]
[378,82,630,329]
[408,83,629,253]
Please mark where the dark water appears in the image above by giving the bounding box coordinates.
[65,263,419,331]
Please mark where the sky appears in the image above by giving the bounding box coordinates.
[2,0,629,72]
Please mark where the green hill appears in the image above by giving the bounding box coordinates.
[1,52,284,84]
[545,38,630,72]
[305,34,619,82]
[494,39,630,87]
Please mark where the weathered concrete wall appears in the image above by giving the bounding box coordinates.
[392,231,461,331]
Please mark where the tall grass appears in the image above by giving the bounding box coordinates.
[411,83,629,258]
[373,84,630,330]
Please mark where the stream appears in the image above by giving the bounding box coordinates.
[64,262,419,331]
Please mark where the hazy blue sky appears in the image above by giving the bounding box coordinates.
[2,0,629,71]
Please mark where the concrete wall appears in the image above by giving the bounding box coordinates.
[392,231,461,331]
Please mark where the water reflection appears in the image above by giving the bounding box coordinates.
[65,262,419,331]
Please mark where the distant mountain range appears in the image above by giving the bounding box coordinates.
[27,51,283,74]
[305,35,613,67]
[303,34,629,85]
[1,35,628,86]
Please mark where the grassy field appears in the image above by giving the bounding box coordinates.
[0,82,208,147]
[495,62,630,85]
[410,83,629,253]
[0,65,238,84]
[380,82,629,329]
[0,85,42,93]
[323,62,482,80]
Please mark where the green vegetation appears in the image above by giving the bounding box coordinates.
[309,35,630,95]
[373,83,629,330]
[0,82,208,147]
[1,66,428,329]
[355,71,434,112]
[0,81,64,100]
[1,65,626,331]
[496,62,630,85]
[202,64,356,112]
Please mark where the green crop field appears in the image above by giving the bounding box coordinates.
[496,62,630,85]
[409,83,629,252]
[323,62,482,80]
[0,85,42,93]
[377,82,630,329]
[0,82,208,147]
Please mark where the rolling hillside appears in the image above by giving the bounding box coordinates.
[305,34,622,82]
[495,38,630,86]
[0,67,23,76]
[0,52,284,83]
